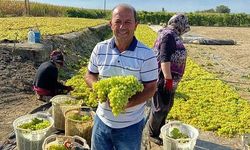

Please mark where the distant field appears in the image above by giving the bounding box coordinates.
[0,17,107,41]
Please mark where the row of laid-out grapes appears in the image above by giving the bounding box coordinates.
[135,24,250,138]
[1,17,107,41]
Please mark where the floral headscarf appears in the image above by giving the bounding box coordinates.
[167,14,190,36]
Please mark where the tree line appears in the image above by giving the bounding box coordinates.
[0,0,249,27]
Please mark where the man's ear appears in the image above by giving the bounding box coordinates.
[134,21,139,30]
[109,20,112,27]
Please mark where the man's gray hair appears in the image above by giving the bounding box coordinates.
[112,3,138,22]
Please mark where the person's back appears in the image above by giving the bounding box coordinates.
[33,60,58,94]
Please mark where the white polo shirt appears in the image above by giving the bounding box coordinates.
[88,37,158,128]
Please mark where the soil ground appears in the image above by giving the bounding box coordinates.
[1,25,250,149]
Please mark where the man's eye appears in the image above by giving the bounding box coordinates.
[114,20,121,24]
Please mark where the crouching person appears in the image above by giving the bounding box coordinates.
[33,50,73,102]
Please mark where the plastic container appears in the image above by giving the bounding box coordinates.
[28,28,40,43]
[242,134,250,150]
[65,106,95,146]
[42,135,90,150]
[50,95,82,130]
[13,112,54,150]
[160,121,199,150]
[28,29,35,43]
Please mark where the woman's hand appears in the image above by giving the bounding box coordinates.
[164,79,173,91]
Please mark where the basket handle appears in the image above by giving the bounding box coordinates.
[42,134,58,150]
[73,135,90,149]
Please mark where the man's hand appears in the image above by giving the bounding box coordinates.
[164,79,173,91]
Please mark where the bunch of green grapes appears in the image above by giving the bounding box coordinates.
[18,118,50,130]
[66,67,96,107]
[68,113,92,122]
[90,75,144,116]
[170,128,189,139]
[63,100,82,105]
[48,144,67,150]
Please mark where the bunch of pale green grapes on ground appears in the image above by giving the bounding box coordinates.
[89,75,144,116]
[65,67,93,106]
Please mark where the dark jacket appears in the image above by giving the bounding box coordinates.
[33,61,65,95]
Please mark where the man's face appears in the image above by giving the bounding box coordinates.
[110,7,138,42]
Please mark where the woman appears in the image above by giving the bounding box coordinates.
[148,14,190,145]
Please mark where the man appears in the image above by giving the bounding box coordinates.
[85,4,158,150]
[33,50,73,102]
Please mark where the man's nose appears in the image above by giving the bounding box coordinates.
[119,23,126,29]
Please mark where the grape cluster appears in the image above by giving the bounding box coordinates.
[170,128,189,139]
[68,113,92,122]
[48,144,67,150]
[89,75,144,116]
[65,68,95,107]
[18,118,50,131]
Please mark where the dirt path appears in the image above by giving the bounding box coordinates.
[0,47,44,142]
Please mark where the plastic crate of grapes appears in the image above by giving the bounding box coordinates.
[160,121,199,150]
[13,112,54,150]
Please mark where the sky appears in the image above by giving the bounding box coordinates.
[30,0,250,14]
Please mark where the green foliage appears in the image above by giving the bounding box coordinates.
[216,5,230,13]
[66,8,108,19]
[137,11,250,27]
[196,9,215,13]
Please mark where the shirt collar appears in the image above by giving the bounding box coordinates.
[110,36,138,51]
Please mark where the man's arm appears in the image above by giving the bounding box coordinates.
[84,71,99,88]
[126,81,157,108]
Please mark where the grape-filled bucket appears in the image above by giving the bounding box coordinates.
[13,112,54,150]
[242,133,250,150]
[160,121,199,150]
[42,135,90,150]
[50,95,81,130]
[65,106,95,145]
